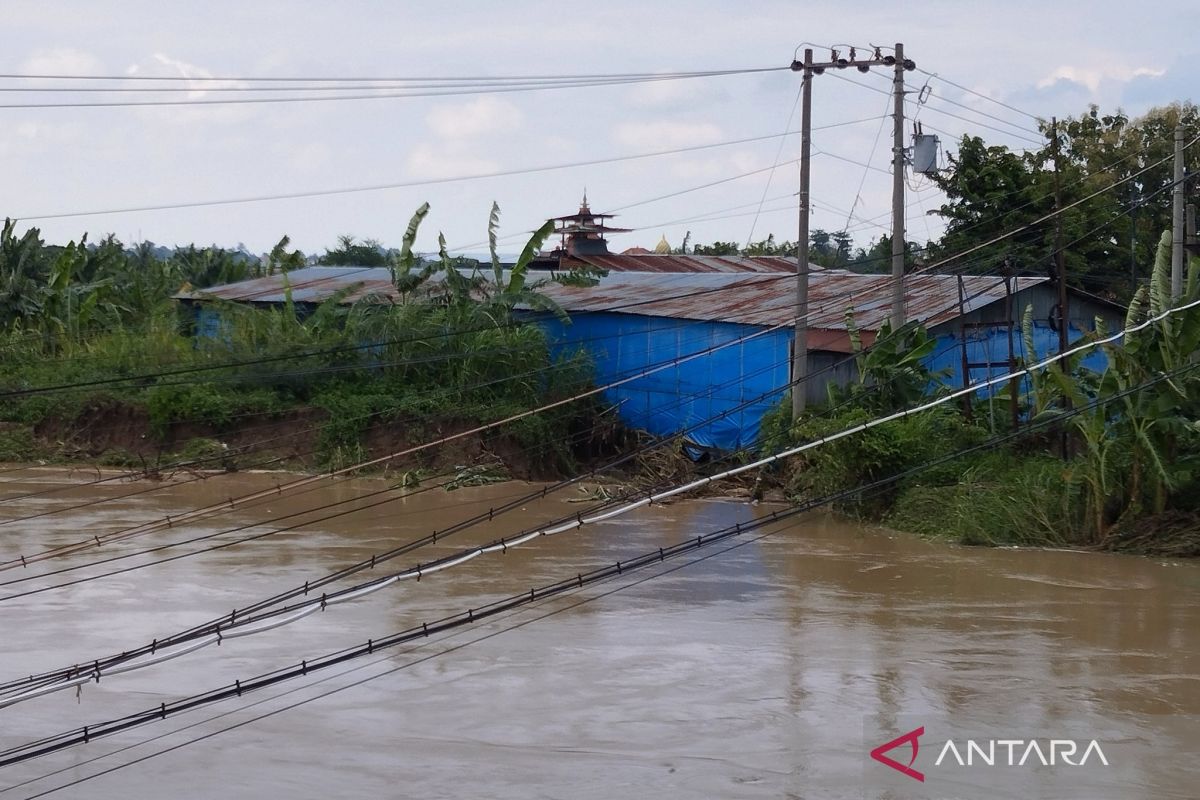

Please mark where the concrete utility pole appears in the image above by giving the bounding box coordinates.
[791,48,813,418]
[1172,125,1185,301]
[788,45,913,418]
[890,42,907,330]
[1051,118,1069,357]
[1051,117,1070,459]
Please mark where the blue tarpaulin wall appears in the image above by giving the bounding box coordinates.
[538,312,793,451]
[189,303,1110,452]
[924,322,1108,396]
[538,313,1109,452]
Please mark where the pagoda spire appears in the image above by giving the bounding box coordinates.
[548,193,631,257]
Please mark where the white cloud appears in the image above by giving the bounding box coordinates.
[627,77,709,109]
[406,142,499,180]
[613,120,723,150]
[1037,64,1166,93]
[285,142,332,174]
[20,47,102,76]
[424,97,523,139]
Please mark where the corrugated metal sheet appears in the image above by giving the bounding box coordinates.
[176,266,1053,341]
[562,253,803,273]
[539,270,1049,335]
[176,267,395,305]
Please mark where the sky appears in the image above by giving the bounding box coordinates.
[2,0,1197,259]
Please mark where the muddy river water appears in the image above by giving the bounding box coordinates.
[0,468,1197,799]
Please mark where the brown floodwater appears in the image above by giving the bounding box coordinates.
[0,467,1197,799]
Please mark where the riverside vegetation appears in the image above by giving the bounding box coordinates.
[0,205,602,480]
[4,97,1199,558]
[761,231,1200,556]
[2,210,1198,556]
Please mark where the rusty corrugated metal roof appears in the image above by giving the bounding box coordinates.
[537,270,1046,334]
[562,253,803,273]
[176,266,1047,343]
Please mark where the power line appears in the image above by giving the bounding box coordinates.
[858,67,1043,138]
[824,70,1044,145]
[0,265,1020,696]
[839,92,895,237]
[0,67,781,83]
[6,353,1194,771]
[0,143,1180,657]
[441,114,889,253]
[915,69,1044,122]
[0,74,764,94]
[0,315,807,587]
[745,85,804,247]
[0,267,1057,697]
[14,127,813,222]
[0,74,767,110]
[0,306,798,572]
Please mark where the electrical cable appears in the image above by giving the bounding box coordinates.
[0,73,767,94]
[4,353,1193,770]
[14,127,812,222]
[12,140,1162,551]
[0,70,784,110]
[0,307,800,571]
[0,285,808,518]
[444,113,890,254]
[824,70,1043,145]
[0,266,1089,695]
[0,262,1026,703]
[745,85,803,248]
[0,67,782,84]
[838,92,895,239]
[0,321,812,594]
[0,235,1027,573]
[0,164,1171,700]
[914,69,1044,122]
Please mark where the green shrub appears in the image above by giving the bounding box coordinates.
[888,456,1079,546]
[0,424,41,462]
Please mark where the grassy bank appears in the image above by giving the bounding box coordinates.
[757,232,1200,558]
[0,206,606,481]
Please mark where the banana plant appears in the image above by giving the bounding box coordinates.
[391,202,437,301]
[827,313,948,412]
[478,202,564,322]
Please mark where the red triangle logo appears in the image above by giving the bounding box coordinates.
[870,726,925,782]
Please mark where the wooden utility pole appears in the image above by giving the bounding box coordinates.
[1172,125,1185,301]
[890,42,907,329]
[788,45,912,418]
[791,48,813,418]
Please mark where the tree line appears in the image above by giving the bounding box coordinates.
[684,101,1198,298]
